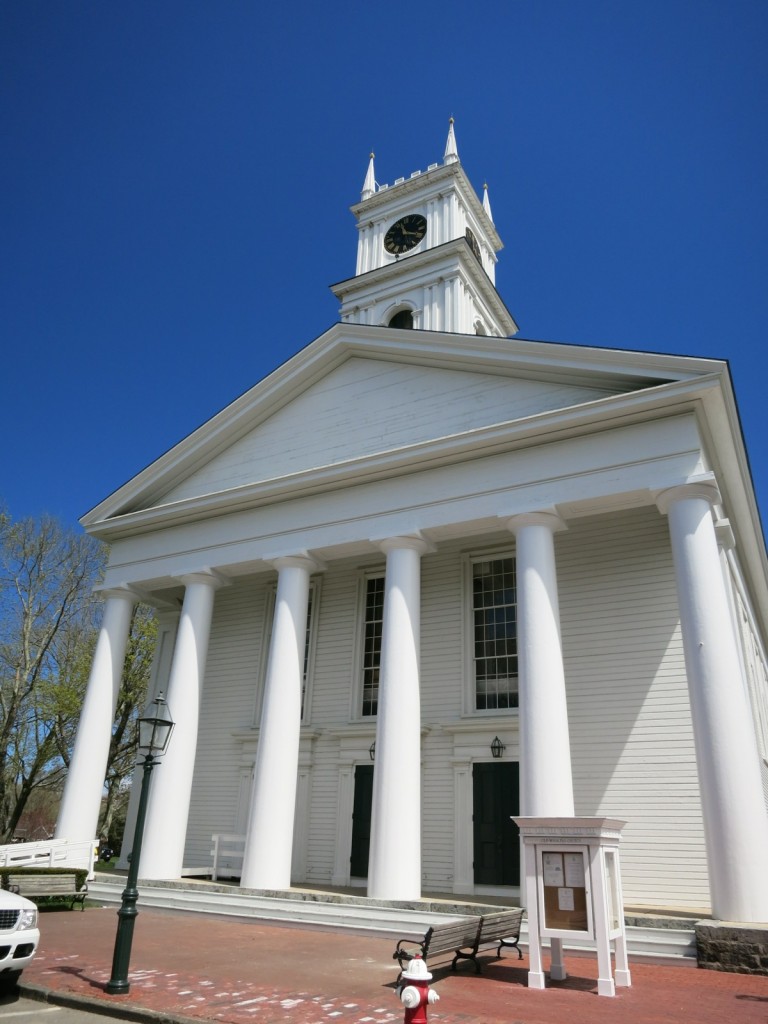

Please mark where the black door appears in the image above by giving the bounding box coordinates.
[350,764,374,877]
[473,762,520,885]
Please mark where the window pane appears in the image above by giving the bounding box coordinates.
[361,576,384,716]
[471,558,518,710]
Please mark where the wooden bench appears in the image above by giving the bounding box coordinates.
[7,871,88,910]
[393,916,482,975]
[476,908,525,963]
[393,907,525,977]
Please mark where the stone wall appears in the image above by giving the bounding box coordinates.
[696,921,768,975]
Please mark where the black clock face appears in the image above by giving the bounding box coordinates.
[384,214,427,255]
[466,227,482,263]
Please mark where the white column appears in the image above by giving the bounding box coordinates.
[139,571,224,879]
[368,536,429,900]
[507,512,574,817]
[56,588,137,841]
[241,555,317,890]
[657,483,768,921]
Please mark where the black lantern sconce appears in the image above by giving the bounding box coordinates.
[369,741,376,761]
[490,735,505,759]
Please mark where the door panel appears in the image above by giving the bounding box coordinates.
[350,764,374,877]
[473,762,520,885]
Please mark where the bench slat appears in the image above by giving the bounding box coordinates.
[477,909,524,943]
[6,872,87,911]
[393,907,525,976]
[393,916,480,970]
[477,909,525,962]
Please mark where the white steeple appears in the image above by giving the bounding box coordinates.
[483,183,493,222]
[335,121,518,338]
[361,152,376,201]
[443,117,458,165]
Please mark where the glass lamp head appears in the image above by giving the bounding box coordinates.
[138,693,175,757]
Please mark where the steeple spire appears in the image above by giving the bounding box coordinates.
[443,117,458,165]
[361,152,376,201]
[483,182,493,222]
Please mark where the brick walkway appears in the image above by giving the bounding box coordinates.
[22,905,768,1024]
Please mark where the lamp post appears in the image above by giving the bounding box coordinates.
[106,693,174,995]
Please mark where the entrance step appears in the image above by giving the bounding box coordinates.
[89,876,697,962]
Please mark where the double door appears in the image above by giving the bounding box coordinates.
[349,760,519,887]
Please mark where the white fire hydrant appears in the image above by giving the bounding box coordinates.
[396,955,439,1024]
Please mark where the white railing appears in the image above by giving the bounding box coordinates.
[210,833,245,882]
[0,838,99,880]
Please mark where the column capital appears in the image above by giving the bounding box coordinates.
[268,553,325,573]
[655,480,721,515]
[175,568,230,590]
[505,510,567,535]
[377,534,435,556]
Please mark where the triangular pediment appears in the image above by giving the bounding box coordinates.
[154,358,624,507]
[83,323,716,529]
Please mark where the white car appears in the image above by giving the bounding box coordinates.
[0,890,40,991]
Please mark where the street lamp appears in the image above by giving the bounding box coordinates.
[106,692,174,995]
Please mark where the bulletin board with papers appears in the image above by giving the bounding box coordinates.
[541,849,589,932]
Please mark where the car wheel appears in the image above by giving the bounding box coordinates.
[0,970,22,994]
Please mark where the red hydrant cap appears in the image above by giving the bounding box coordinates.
[402,956,432,981]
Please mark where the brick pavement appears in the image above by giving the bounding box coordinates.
[21,904,768,1024]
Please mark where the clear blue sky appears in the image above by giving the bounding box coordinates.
[2,0,767,535]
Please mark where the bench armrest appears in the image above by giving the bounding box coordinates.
[393,938,426,968]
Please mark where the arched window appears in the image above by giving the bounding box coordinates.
[388,309,414,330]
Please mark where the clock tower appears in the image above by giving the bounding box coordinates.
[331,119,518,338]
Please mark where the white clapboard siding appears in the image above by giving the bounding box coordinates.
[558,507,707,910]
[305,569,363,882]
[184,581,267,870]
[159,358,618,505]
[420,548,468,888]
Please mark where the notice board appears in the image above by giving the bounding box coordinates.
[541,850,589,932]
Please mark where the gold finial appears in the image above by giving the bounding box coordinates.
[449,116,454,124]
[370,151,375,159]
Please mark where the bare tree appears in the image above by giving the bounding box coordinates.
[99,604,157,842]
[0,511,156,842]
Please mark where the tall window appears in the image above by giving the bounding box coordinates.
[361,575,385,716]
[472,557,518,710]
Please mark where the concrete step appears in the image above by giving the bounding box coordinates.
[89,877,697,962]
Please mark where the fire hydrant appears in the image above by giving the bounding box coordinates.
[397,955,439,1024]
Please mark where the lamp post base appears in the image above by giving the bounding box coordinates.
[105,978,131,995]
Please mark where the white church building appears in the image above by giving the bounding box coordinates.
[57,122,768,924]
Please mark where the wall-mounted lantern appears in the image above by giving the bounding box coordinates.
[490,736,505,759]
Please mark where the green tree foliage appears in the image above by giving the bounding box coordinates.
[0,510,156,842]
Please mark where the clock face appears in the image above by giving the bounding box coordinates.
[384,214,427,255]
[466,227,482,263]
